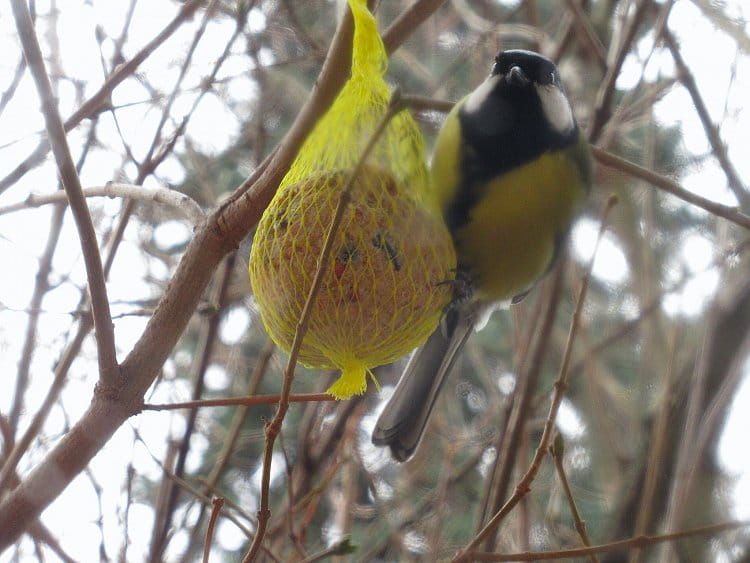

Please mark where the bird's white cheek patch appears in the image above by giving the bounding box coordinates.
[464,74,501,115]
[536,84,575,134]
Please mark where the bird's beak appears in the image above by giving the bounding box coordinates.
[506,65,529,87]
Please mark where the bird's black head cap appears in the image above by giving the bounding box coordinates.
[490,49,561,88]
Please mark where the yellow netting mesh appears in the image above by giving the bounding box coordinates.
[248,0,456,399]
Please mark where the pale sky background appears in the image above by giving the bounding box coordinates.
[0,0,749,561]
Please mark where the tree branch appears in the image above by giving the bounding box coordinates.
[468,520,750,561]
[10,0,118,386]
[0,183,205,224]
[663,29,750,211]
[592,146,750,230]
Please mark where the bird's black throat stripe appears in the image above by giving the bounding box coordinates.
[444,85,578,234]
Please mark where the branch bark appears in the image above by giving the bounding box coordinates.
[0,183,205,223]
[10,0,118,387]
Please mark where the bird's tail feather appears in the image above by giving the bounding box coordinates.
[372,309,474,461]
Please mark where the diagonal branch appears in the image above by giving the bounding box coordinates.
[562,0,607,70]
[663,29,750,211]
[592,146,750,230]
[589,0,652,141]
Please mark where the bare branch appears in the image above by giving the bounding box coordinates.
[592,146,750,230]
[10,0,118,386]
[202,498,224,563]
[562,0,607,70]
[549,436,599,563]
[382,0,447,54]
[468,520,750,561]
[143,393,335,412]
[589,0,652,141]
[664,29,750,211]
[0,183,204,224]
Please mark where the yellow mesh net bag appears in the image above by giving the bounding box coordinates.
[248,0,456,399]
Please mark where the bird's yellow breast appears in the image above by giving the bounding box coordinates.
[451,151,587,301]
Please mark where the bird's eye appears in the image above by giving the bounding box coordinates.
[491,58,510,77]
[539,71,557,86]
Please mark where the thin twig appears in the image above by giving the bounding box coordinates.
[573,237,750,372]
[11,0,119,386]
[143,393,335,411]
[180,340,275,560]
[457,195,618,561]
[143,0,221,175]
[149,251,235,561]
[628,329,679,563]
[299,538,355,563]
[83,468,109,561]
[0,314,91,494]
[358,444,486,560]
[589,0,651,141]
[479,265,566,548]
[263,396,364,542]
[120,464,134,563]
[278,432,306,558]
[8,202,66,434]
[203,498,224,563]
[550,11,575,64]
[0,183,205,223]
[549,436,598,563]
[0,55,27,118]
[662,279,750,557]
[663,29,750,211]
[468,520,750,561]
[130,429,261,541]
[281,0,324,53]
[562,0,607,70]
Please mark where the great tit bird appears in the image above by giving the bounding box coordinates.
[371,50,591,462]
